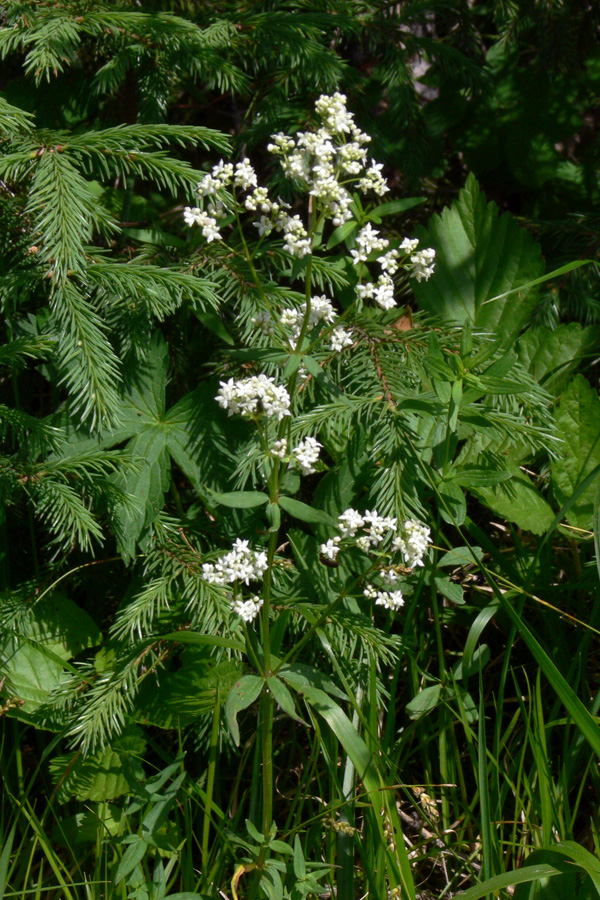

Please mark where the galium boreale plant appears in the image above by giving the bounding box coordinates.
[15,91,588,900]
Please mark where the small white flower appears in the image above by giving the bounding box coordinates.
[216,375,291,421]
[357,161,390,196]
[253,215,274,236]
[330,326,354,352]
[231,594,264,623]
[373,275,396,310]
[378,249,399,275]
[374,589,404,611]
[234,158,257,190]
[350,223,389,264]
[363,509,397,545]
[400,237,420,254]
[407,248,436,283]
[321,538,341,561]
[271,438,288,460]
[337,508,365,537]
[292,436,322,475]
[392,519,431,568]
[183,206,202,227]
[202,539,269,588]
[267,132,296,154]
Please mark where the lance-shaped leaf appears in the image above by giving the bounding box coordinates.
[225,675,264,746]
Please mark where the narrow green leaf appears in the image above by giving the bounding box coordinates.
[452,864,565,900]
[279,496,336,527]
[115,835,147,884]
[367,198,425,220]
[326,220,358,250]
[267,675,307,726]
[209,490,269,509]
[160,632,244,652]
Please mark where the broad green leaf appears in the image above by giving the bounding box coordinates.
[517,323,600,397]
[1,593,101,714]
[456,434,554,534]
[473,464,554,534]
[413,173,544,342]
[135,654,242,728]
[279,496,336,527]
[50,730,146,803]
[165,381,245,497]
[435,575,465,605]
[552,375,600,529]
[225,675,264,746]
[438,546,484,567]
[438,480,466,525]
[451,466,511,488]
[406,684,442,719]
[209,490,269,509]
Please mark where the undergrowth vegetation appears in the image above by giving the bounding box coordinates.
[1,3,600,900]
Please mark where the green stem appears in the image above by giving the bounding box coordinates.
[202,684,221,873]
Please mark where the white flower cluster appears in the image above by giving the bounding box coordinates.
[363,584,405,611]
[252,294,354,355]
[319,508,431,614]
[202,538,268,586]
[354,235,436,310]
[268,92,388,227]
[292,436,322,475]
[182,207,222,242]
[216,374,291,421]
[350,224,389,264]
[407,247,436,283]
[269,435,321,475]
[231,594,264,623]
[392,519,431,568]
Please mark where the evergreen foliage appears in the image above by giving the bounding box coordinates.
[1,4,600,900]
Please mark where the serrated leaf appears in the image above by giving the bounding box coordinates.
[552,375,600,529]
[225,675,264,746]
[50,730,146,804]
[1,594,101,713]
[135,655,242,729]
[517,323,600,397]
[413,173,544,342]
[279,496,336,527]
